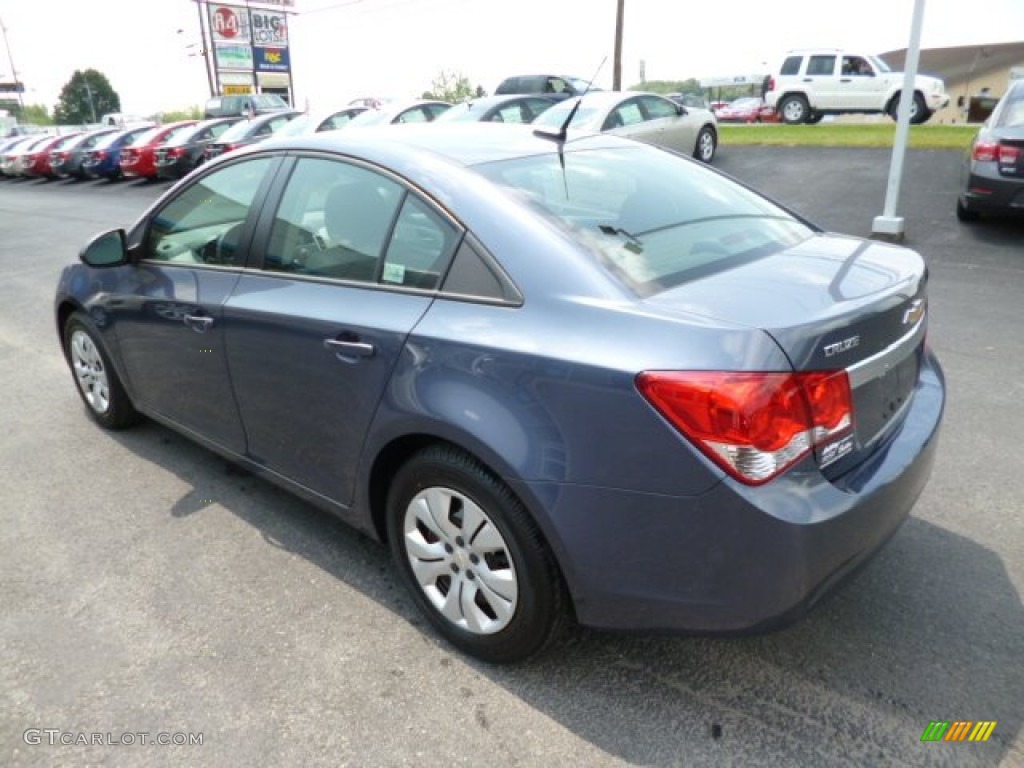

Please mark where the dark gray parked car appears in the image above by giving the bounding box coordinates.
[957,79,1024,221]
[55,125,945,662]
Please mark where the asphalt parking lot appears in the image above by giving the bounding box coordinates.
[2,147,1022,768]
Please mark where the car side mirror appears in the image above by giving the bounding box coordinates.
[79,229,128,267]
[676,104,687,116]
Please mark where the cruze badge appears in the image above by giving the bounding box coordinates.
[823,336,860,357]
[903,299,925,325]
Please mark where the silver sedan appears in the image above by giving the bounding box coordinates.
[533,90,718,162]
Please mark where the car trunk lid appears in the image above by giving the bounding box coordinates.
[644,232,928,477]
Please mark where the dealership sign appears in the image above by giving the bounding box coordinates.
[249,11,288,45]
[215,44,254,71]
[209,4,251,42]
[255,46,290,73]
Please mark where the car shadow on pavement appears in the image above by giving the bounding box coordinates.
[106,420,1023,768]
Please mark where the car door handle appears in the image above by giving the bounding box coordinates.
[183,314,214,333]
[840,78,852,83]
[802,78,813,83]
[324,338,376,361]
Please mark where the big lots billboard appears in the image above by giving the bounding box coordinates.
[209,4,287,46]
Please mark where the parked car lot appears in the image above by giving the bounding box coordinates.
[203,110,301,162]
[434,94,556,123]
[3,144,1022,766]
[714,97,779,124]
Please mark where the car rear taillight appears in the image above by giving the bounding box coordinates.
[998,144,1021,166]
[768,77,776,92]
[168,147,186,158]
[96,150,107,160]
[636,370,853,485]
[972,140,998,162]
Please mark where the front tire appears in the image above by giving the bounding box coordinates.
[805,111,825,125]
[387,445,568,663]
[889,92,931,124]
[779,94,810,124]
[694,126,717,163]
[63,311,140,430]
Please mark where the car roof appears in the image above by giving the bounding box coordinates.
[257,122,634,168]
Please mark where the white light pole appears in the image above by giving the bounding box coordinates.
[872,0,927,242]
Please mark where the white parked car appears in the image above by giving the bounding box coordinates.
[765,49,949,125]
[532,91,718,163]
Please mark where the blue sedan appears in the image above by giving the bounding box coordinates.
[55,125,944,662]
[81,125,155,180]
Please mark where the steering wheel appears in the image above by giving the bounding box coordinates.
[202,223,244,265]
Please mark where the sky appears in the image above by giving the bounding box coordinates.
[2,0,1023,118]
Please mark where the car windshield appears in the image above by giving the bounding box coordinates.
[129,127,163,146]
[868,55,891,73]
[276,114,312,136]
[94,132,129,150]
[472,145,813,296]
[53,134,82,149]
[218,119,257,142]
[252,94,287,109]
[346,109,391,127]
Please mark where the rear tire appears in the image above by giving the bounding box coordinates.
[779,95,810,124]
[387,445,569,663]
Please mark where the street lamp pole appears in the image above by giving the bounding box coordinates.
[0,16,25,111]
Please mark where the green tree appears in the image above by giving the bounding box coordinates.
[159,105,203,122]
[53,69,121,124]
[15,103,54,125]
[628,78,702,95]
[422,70,476,104]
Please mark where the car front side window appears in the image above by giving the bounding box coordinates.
[145,158,274,265]
[807,55,836,76]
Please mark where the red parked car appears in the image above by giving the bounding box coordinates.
[120,121,198,180]
[20,133,83,179]
[715,97,779,124]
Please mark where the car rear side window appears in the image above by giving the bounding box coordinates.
[263,157,403,282]
[640,95,677,120]
[780,56,803,76]
[472,146,813,297]
[807,55,836,76]
[146,157,275,265]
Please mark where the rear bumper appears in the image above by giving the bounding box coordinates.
[962,162,1024,212]
[516,350,945,633]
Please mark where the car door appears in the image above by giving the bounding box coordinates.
[805,54,840,109]
[638,94,696,154]
[223,155,461,505]
[112,156,279,452]
[841,55,885,109]
[602,96,651,142]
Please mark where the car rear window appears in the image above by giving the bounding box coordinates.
[780,56,803,76]
[472,145,813,296]
[994,84,1024,128]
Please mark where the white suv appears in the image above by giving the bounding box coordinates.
[765,49,949,125]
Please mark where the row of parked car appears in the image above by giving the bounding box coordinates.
[2,87,721,184]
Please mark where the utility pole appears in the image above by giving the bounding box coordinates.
[83,77,97,123]
[0,16,25,111]
[613,0,624,90]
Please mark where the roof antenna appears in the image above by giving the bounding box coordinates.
[533,56,606,143]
